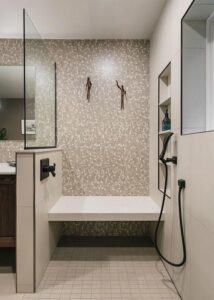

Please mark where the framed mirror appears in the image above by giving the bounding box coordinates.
[181,0,214,134]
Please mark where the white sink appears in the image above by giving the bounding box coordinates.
[0,163,16,175]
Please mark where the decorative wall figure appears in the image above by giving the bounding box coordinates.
[86,77,92,102]
[116,80,127,110]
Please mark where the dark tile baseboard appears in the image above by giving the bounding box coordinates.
[57,236,154,247]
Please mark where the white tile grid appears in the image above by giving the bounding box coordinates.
[1,247,180,300]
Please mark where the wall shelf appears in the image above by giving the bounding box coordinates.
[158,63,172,198]
[158,161,171,167]
[159,130,172,135]
[159,96,171,107]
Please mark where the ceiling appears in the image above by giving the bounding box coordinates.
[0,0,166,40]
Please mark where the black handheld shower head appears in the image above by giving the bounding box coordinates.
[159,132,177,164]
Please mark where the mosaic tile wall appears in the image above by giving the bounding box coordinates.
[62,221,151,236]
[25,39,56,148]
[0,39,149,196]
[47,40,150,195]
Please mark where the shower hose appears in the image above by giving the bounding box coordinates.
[154,162,186,267]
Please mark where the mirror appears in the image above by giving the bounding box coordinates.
[0,66,35,140]
[182,0,214,134]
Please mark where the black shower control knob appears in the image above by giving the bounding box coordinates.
[43,164,56,177]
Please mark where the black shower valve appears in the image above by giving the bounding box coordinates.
[40,158,56,181]
[43,164,56,177]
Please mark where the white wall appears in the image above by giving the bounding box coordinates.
[150,0,214,299]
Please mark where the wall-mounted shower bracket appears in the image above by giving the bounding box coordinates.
[165,156,177,165]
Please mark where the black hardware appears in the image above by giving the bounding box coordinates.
[159,132,177,165]
[165,156,177,164]
[43,164,56,177]
[7,161,16,168]
[155,170,186,267]
[40,158,56,181]
[178,179,186,189]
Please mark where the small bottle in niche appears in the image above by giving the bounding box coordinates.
[162,109,171,131]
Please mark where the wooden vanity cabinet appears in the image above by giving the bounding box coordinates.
[0,175,16,247]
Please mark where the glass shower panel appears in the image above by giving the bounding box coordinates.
[24,10,56,148]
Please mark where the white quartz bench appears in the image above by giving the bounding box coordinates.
[48,196,163,221]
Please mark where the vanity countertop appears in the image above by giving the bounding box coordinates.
[0,163,16,175]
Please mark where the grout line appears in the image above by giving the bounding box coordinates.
[162,259,182,300]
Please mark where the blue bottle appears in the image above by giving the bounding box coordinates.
[162,109,171,131]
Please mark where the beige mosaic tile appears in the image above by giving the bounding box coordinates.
[46,40,150,196]
[0,39,149,196]
[62,221,151,236]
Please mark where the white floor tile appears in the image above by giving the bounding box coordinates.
[0,247,180,300]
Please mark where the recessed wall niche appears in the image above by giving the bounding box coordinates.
[158,63,172,198]
[182,0,214,134]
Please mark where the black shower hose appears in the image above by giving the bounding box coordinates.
[154,162,186,267]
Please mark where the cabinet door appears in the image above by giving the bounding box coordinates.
[0,175,16,237]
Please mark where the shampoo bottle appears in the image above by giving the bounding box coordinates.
[162,109,171,131]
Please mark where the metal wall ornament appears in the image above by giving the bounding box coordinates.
[86,77,92,102]
[116,80,127,110]
[85,78,127,110]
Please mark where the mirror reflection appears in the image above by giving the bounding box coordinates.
[0,66,35,140]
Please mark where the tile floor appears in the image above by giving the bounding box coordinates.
[0,247,180,300]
